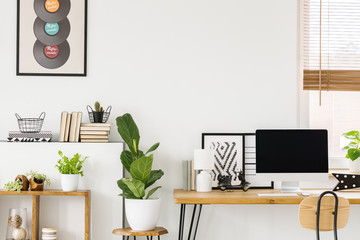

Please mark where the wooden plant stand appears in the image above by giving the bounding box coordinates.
[112,227,168,240]
[0,189,91,240]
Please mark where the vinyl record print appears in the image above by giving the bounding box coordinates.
[33,40,70,69]
[33,17,70,45]
[17,0,87,76]
[34,0,71,23]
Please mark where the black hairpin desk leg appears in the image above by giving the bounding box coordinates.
[178,204,203,240]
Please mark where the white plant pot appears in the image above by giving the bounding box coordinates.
[349,159,360,173]
[61,174,80,191]
[125,198,161,231]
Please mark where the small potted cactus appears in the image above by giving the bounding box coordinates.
[87,101,111,123]
[93,101,104,123]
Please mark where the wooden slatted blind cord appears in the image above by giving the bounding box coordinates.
[303,0,360,96]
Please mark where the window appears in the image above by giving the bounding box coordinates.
[302,0,360,159]
[303,0,360,92]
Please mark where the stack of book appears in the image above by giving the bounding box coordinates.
[80,123,111,143]
[7,131,52,142]
[182,160,198,191]
[42,227,57,240]
[59,112,83,142]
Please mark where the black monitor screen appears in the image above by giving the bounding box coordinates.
[256,129,328,173]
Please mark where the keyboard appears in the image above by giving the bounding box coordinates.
[258,193,299,197]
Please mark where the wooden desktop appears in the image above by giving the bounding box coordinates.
[174,188,360,240]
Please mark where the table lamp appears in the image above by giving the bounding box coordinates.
[194,149,214,192]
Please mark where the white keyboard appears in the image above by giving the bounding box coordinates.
[258,193,298,197]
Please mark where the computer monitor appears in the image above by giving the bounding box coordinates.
[256,129,329,192]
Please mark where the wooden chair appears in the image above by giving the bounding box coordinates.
[112,227,168,240]
[299,191,350,240]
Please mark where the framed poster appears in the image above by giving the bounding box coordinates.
[202,133,274,189]
[17,0,87,76]
[202,133,245,189]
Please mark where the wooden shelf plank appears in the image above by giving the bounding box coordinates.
[0,189,90,196]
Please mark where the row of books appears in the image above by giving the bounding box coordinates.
[59,112,83,142]
[7,131,52,142]
[80,123,111,143]
[182,160,198,191]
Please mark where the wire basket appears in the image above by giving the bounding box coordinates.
[87,105,111,123]
[15,112,45,133]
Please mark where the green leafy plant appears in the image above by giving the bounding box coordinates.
[4,179,23,193]
[56,151,88,176]
[342,131,360,161]
[26,170,51,185]
[116,113,164,200]
[94,101,104,112]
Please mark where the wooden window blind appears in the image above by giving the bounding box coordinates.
[303,0,360,92]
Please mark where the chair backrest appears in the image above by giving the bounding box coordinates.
[299,195,349,231]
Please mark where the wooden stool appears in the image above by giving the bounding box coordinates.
[112,227,168,240]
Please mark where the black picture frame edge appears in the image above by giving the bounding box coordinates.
[16,0,88,77]
[202,132,274,190]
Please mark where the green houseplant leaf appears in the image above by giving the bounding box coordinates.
[145,186,161,199]
[116,114,140,156]
[117,179,138,199]
[121,150,135,173]
[130,155,153,183]
[343,131,360,140]
[121,178,145,199]
[146,143,160,155]
[145,170,164,188]
[348,148,360,161]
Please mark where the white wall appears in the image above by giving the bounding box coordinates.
[2,0,359,240]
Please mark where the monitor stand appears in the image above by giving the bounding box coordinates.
[280,181,300,192]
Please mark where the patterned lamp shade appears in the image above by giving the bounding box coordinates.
[194,149,214,170]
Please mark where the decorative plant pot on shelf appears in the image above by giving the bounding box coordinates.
[86,105,111,123]
[349,159,360,173]
[29,178,44,191]
[61,174,80,192]
[125,198,161,231]
[15,175,29,191]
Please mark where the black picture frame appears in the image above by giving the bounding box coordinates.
[16,0,88,76]
[202,133,274,190]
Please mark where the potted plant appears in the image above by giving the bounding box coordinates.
[25,170,51,191]
[4,179,23,193]
[56,150,88,191]
[116,113,164,231]
[343,131,360,172]
[15,175,29,191]
[93,101,104,123]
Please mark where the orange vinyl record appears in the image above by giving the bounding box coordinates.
[34,0,71,22]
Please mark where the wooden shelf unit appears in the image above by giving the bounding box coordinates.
[0,189,90,240]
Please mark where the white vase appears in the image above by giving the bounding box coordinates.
[125,198,161,231]
[349,159,360,173]
[61,174,80,191]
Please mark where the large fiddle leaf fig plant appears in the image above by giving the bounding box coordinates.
[116,113,164,199]
[342,131,360,161]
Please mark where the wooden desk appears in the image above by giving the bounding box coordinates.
[0,189,90,240]
[174,189,360,240]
